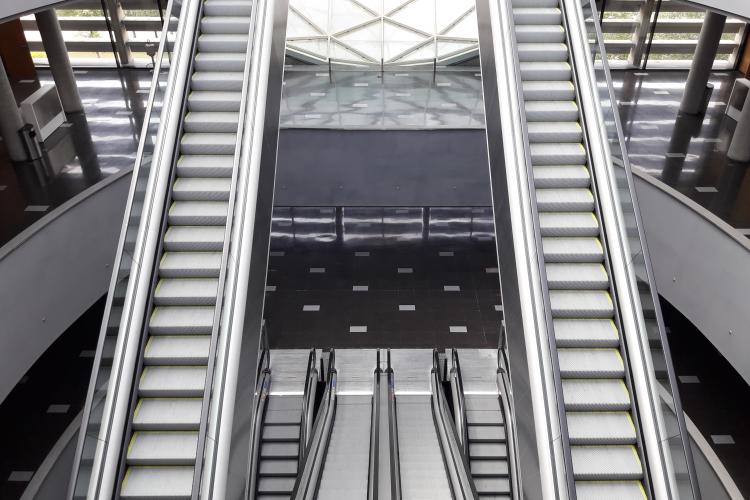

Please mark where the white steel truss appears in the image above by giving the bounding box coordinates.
[286,0,480,66]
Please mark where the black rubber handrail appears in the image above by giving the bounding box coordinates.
[367,350,381,500]
[291,350,337,500]
[497,343,521,500]
[245,361,271,500]
[449,349,469,456]
[299,349,319,457]
[386,350,402,500]
[430,351,477,500]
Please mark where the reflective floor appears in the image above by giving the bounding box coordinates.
[0,68,149,246]
[612,70,750,235]
[265,206,502,349]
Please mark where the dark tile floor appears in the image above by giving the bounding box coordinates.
[612,70,750,235]
[0,297,103,500]
[1,68,749,498]
[265,206,502,349]
[0,68,149,246]
[663,299,750,497]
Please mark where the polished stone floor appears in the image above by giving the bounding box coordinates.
[0,68,149,246]
[265,206,502,349]
[1,68,748,247]
[663,299,750,497]
[612,70,750,234]
[0,297,102,500]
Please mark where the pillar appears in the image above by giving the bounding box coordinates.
[728,90,750,161]
[0,58,27,162]
[679,11,726,115]
[34,9,84,114]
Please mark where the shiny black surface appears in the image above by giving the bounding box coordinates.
[0,68,149,246]
[264,206,502,349]
[613,70,750,235]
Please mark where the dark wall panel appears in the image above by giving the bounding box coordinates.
[275,128,491,207]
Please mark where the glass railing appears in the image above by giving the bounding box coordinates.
[578,1,700,498]
[66,2,181,497]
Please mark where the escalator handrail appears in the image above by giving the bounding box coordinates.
[386,351,402,500]
[449,349,469,456]
[367,360,381,500]
[430,352,477,500]
[69,1,205,497]
[299,349,319,456]
[292,351,337,500]
[194,0,281,496]
[487,0,577,497]
[497,347,521,500]
[561,0,695,497]
[190,0,264,493]
[66,1,182,496]
[246,366,271,500]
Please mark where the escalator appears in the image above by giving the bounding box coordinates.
[449,349,519,499]
[502,0,652,496]
[250,349,318,498]
[118,1,253,496]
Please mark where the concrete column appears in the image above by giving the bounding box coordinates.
[34,9,84,114]
[0,58,27,162]
[728,90,750,161]
[104,0,133,66]
[679,11,726,115]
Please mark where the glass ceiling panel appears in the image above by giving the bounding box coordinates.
[286,0,479,66]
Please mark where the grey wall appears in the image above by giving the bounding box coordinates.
[0,171,130,403]
[686,0,750,20]
[275,129,492,206]
[634,173,750,385]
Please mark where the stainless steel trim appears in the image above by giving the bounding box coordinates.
[562,0,693,497]
[72,0,203,496]
[292,352,337,500]
[476,0,570,496]
[578,1,701,497]
[201,0,289,496]
[430,351,477,500]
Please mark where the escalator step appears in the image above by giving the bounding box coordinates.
[474,477,511,495]
[262,424,300,441]
[571,446,643,480]
[469,443,508,459]
[513,7,562,25]
[553,319,619,348]
[177,155,234,178]
[546,263,608,290]
[471,459,509,477]
[154,278,219,306]
[120,466,193,499]
[138,366,207,398]
[132,398,202,431]
[164,226,225,251]
[168,201,229,226]
[127,431,198,465]
[260,442,299,459]
[258,459,298,476]
[204,0,253,17]
[562,379,631,411]
[257,477,296,495]
[144,335,211,365]
[567,412,637,445]
[468,425,506,442]
[558,348,625,378]
[516,24,565,43]
[542,237,603,263]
